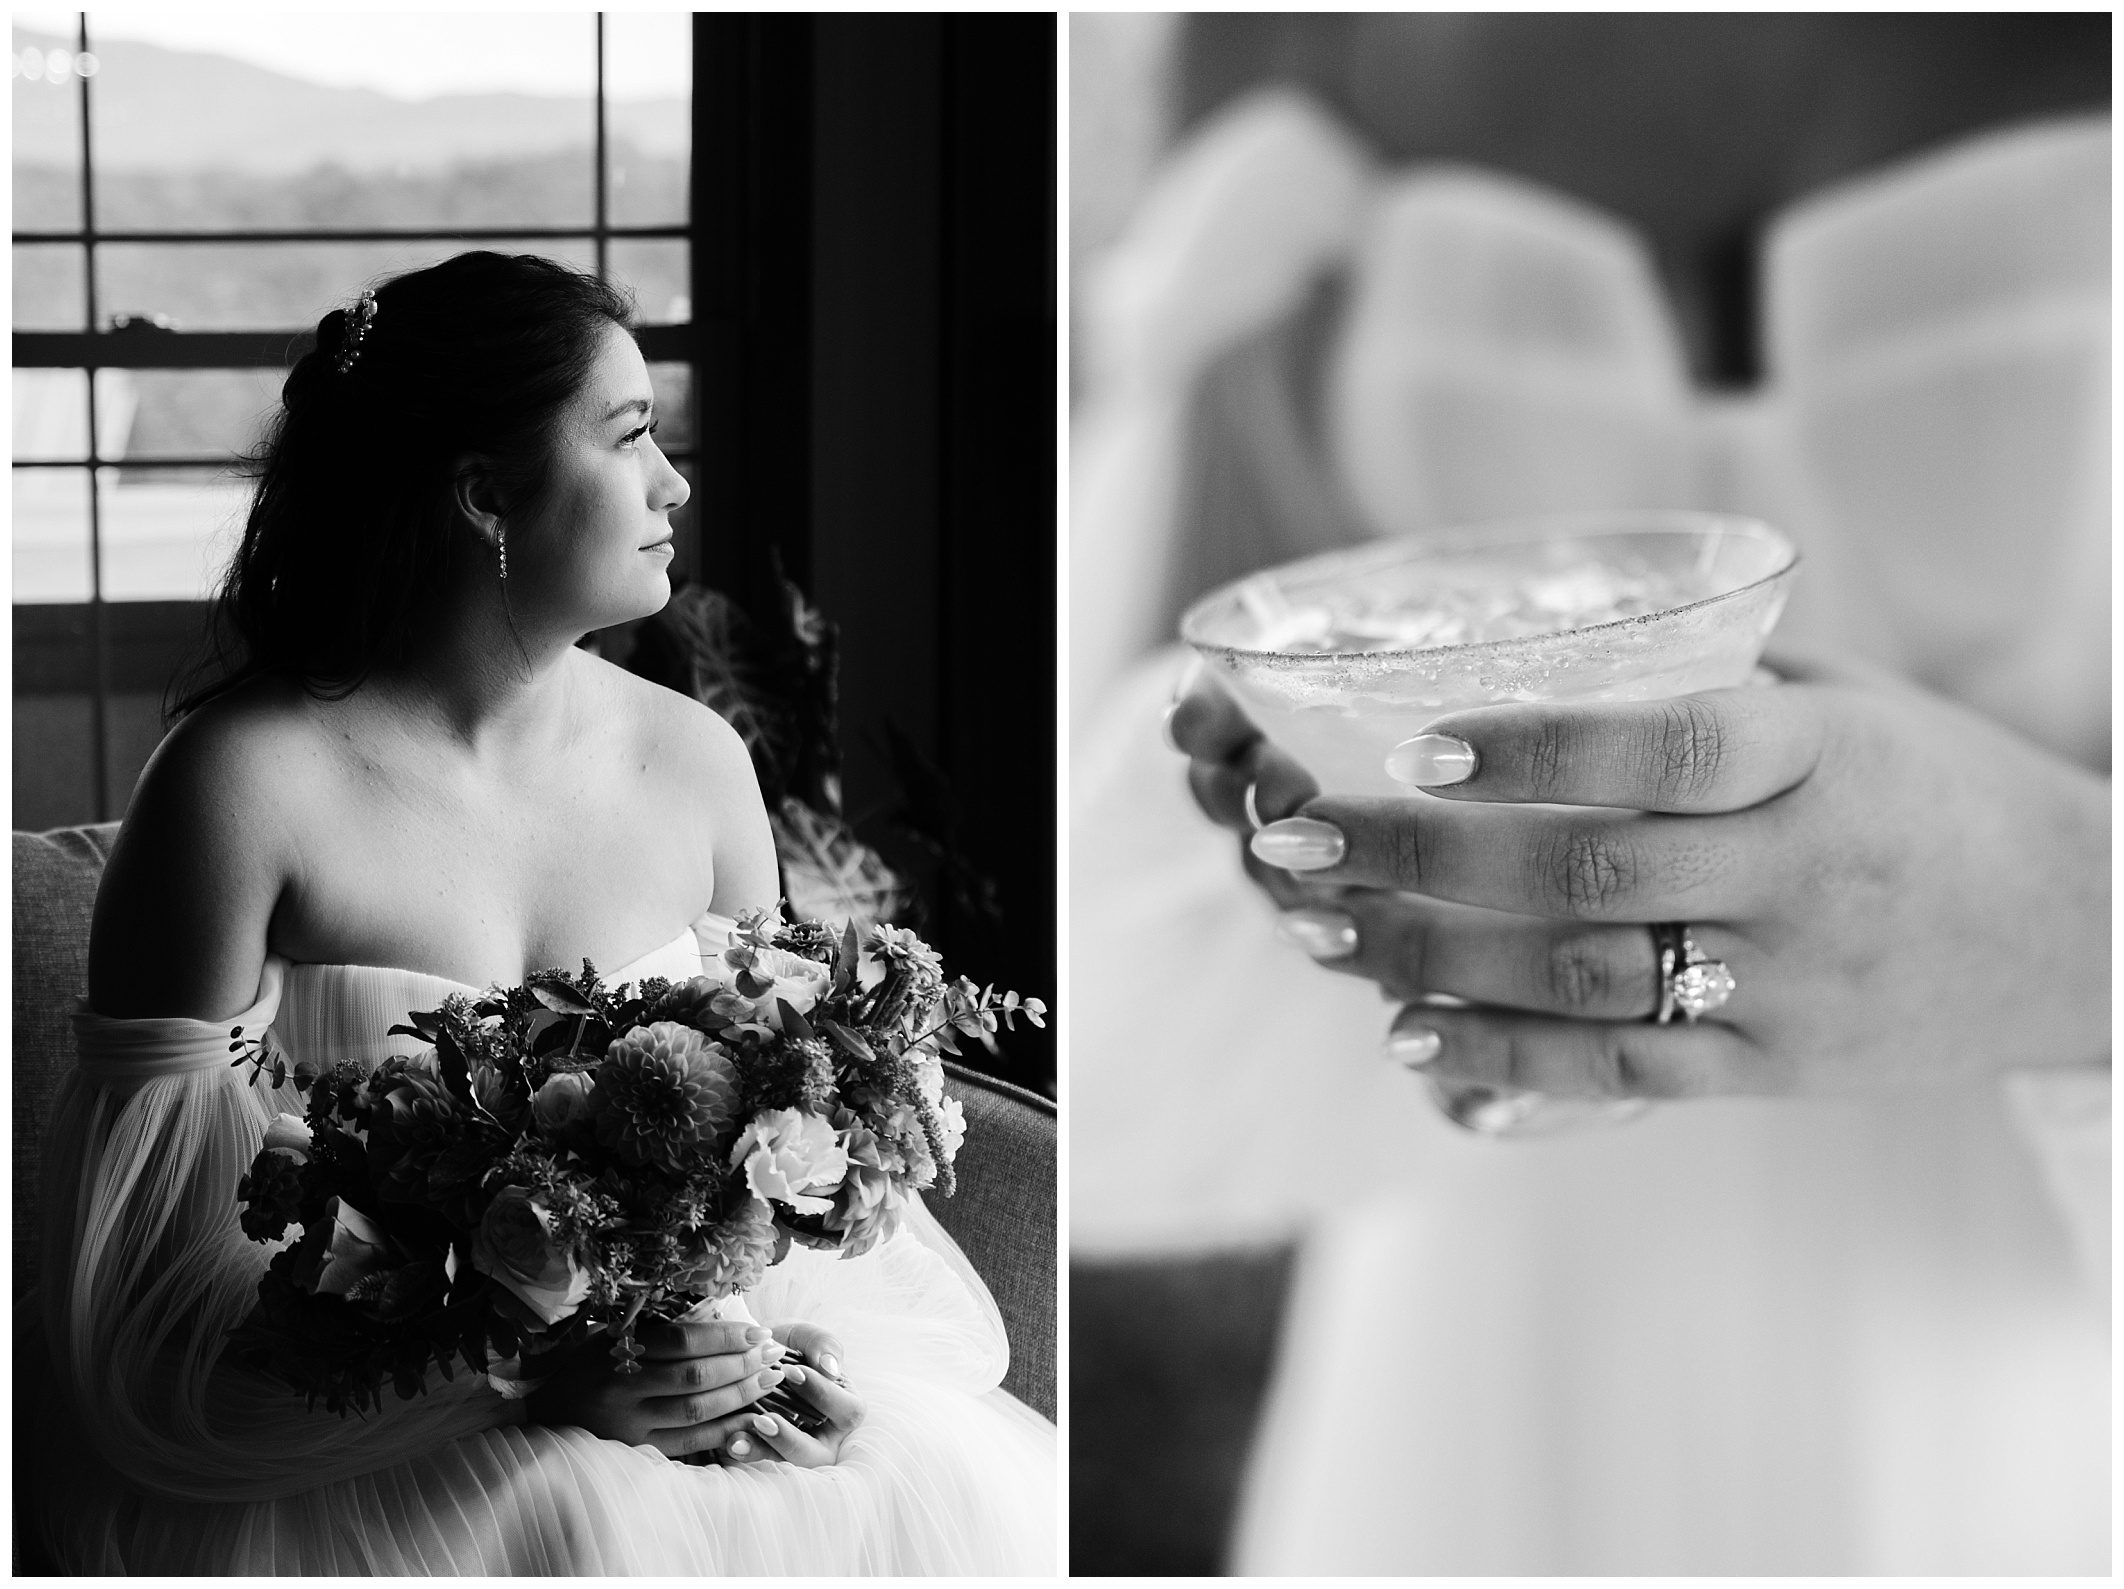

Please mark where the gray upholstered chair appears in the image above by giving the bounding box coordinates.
[12,824,1054,1421]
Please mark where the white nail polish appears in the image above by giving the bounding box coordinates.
[728,1436,751,1457]
[1385,734,1477,787]
[1386,1028,1442,1068]
[1249,818,1346,871]
[1277,909,1358,961]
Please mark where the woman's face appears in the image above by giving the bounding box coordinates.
[510,321,690,634]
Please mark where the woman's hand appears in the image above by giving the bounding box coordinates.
[525,1317,789,1460]
[1169,651,2110,1101]
[721,1322,867,1468]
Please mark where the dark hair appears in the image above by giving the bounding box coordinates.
[173,251,635,713]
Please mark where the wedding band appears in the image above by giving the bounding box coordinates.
[1243,781,1266,831]
[1650,922,1734,1024]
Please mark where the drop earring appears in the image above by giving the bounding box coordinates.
[497,531,508,582]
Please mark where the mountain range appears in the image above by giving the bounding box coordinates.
[12,26,686,174]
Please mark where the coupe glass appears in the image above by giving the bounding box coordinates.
[1181,508,1799,1136]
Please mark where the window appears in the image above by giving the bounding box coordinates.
[12,12,694,823]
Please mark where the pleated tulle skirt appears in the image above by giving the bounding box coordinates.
[27,1220,1057,1576]
[30,1329,1054,1576]
[53,1382,1052,1575]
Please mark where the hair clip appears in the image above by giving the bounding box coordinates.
[335,289,379,375]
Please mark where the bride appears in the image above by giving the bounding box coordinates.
[24,251,1055,1574]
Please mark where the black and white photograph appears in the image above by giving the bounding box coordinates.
[14,11,1055,1574]
[10,5,2115,1582]
[1069,11,2108,1577]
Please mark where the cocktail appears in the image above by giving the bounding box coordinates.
[1180,509,1799,1134]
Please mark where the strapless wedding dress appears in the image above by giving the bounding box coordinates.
[28,922,1056,1574]
[1072,94,2106,1574]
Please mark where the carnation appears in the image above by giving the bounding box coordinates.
[731,1107,850,1215]
[827,1122,905,1258]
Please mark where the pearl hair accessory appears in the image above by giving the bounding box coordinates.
[334,289,379,375]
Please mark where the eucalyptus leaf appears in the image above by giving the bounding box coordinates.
[529,979,599,1017]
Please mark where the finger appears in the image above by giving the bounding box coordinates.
[778,1362,866,1431]
[745,1409,837,1469]
[658,1408,767,1462]
[636,1318,771,1360]
[776,1324,849,1385]
[1254,798,1757,922]
[1389,684,1825,813]
[1251,844,1357,915]
[1384,1002,1788,1100]
[1189,738,1317,832]
[644,1362,787,1429]
[630,1341,782,1397]
[1163,666,1260,765]
[1279,893,1742,1023]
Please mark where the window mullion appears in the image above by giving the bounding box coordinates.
[595,13,609,280]
[76,10,110,820]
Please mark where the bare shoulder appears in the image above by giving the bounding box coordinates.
[573,651,779,915]
[577,649,757,785]
[88,676,324,1019]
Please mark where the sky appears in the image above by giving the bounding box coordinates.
[11,10,690,101]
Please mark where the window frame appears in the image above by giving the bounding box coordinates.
[12,13,697,819]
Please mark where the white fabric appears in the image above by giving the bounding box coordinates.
[1070,95,2107,1575]
[30,921,1055,1574]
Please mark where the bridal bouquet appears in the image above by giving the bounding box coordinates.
[228,910,1043,1416]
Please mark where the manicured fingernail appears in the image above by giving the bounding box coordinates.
[1277,908,1358,961]
[744,1326,773,1345]
[818,1353,840,1379]
[1385,734,1476,787]
[782,1364,807,1385]
[753,1414,779,1436]
[760,1367,784,1388]
[1161,657,1206,751]
[1249,817,1346,871]
[1386,1027,1442,1068]
[762,1340,788,1361]
[727,1436,751,1457]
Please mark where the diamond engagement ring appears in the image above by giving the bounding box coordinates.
[1651,922,1734,1024]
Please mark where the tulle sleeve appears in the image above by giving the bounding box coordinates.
[744,1192,1014,1395]
[39,962,514,1505]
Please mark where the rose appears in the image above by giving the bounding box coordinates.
[472,1187,592,1329]
[531,1070,597,1133]
[261,1111,313,1162]
[699,942,834,1031]
[730,1107,850,1215]
[309,1196,396,1297]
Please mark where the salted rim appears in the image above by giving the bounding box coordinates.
[1179,510,1802,665]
